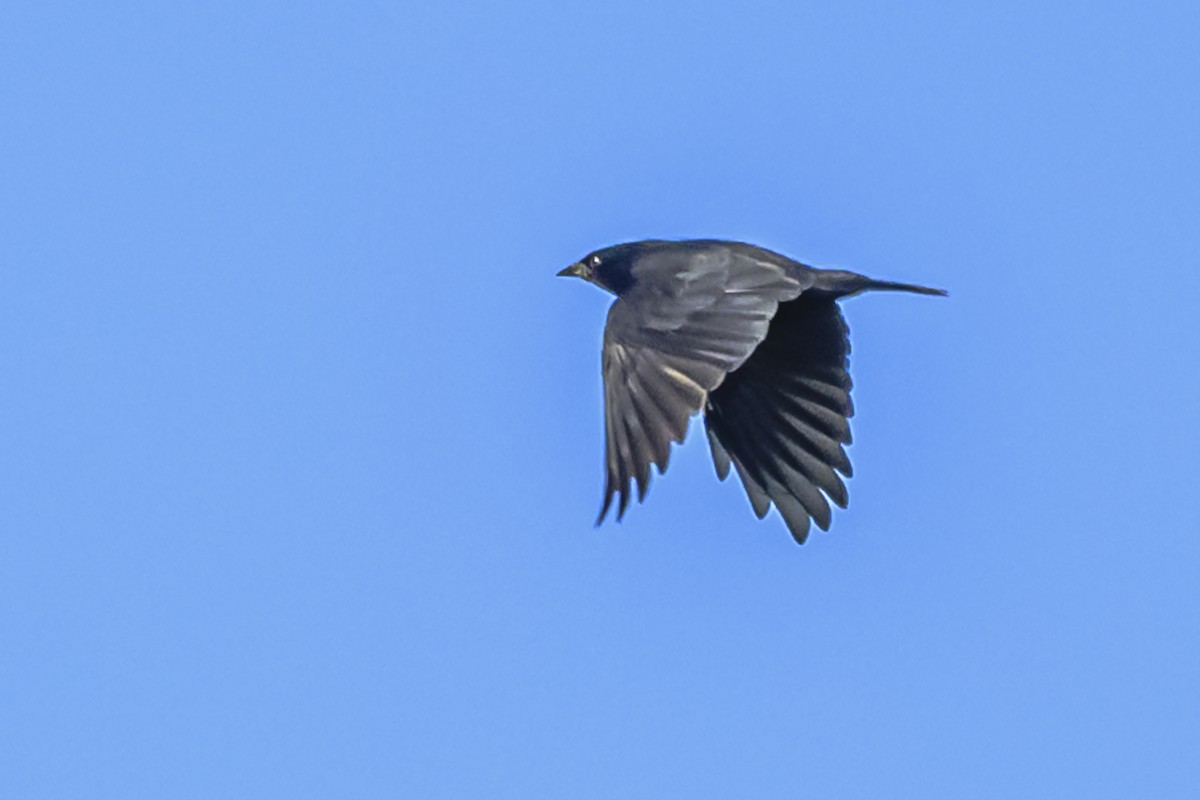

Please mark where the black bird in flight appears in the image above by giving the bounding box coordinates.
[558,239,945,544]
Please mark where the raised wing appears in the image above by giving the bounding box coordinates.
[703,293,854,544]
[597,246,809,523]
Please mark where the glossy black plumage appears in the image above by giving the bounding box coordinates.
[558,239,945,543]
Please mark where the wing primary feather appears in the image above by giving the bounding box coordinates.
[771,402,853,475]
[704,416,732,480]
[712,385,833,531]
[708,400,796,521]
[633,357,693,443]
[732,457,771,518]
[621,410,653,502]
[596,476,614,526]
[603,351,633,522]
[774,391,854,446]
[627,382,674,470]
[613,405,633,520]
[770,424,849,509]
[770,488,813,544]
[777,375,853,417]
[758,402,851,507]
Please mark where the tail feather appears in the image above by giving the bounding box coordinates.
[865,280,948,297]
[811,269,948,297]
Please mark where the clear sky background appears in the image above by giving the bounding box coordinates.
[3,2,1198,797]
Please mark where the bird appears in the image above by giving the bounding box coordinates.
[557,239,945,544]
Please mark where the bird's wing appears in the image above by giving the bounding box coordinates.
[598,248,808,523]
[703,293,854,544]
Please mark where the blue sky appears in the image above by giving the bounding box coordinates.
[2,1,1198,797]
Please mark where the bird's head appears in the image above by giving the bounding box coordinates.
[557,244,641,295]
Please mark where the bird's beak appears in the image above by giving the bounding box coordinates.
[557,262,587,279]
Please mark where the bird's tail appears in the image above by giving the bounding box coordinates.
[862,279,948,297]
[812,269,948,297]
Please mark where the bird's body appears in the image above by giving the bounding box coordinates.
[558,239,944,544]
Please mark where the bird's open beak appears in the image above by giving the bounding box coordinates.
[557,262,587,279]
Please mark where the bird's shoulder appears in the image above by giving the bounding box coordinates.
[628,239,801,282]
[609,240,813,336]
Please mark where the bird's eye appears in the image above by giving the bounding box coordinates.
[589,255,602,268]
